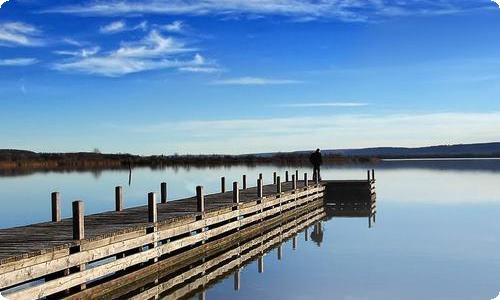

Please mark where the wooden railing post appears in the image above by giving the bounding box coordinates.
[51,192,61,222]
[72,200,84,240]
[276,176,281,195]
[160,182,167,203]
[371,169,375,181]
[304,173,308,188]
[115,186,123,212]
[148,192,157,223]
[292,175,296,190]
[197,186,205,213]
[242,175,247,189]
[295,170,299,182]
[221,177,226,193]
[273,172,277,184]
[367,170,371,182]
[285,171,289,182]
[257,179,263,198]
[233,181,239,205]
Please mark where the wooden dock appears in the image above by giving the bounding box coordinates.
[0,170,376,299]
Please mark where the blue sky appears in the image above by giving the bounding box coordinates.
[1,0,500,154]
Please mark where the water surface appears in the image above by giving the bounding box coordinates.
[0,160,499,299]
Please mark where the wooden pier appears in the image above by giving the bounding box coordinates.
[0,170,376,299]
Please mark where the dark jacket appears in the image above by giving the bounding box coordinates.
[309,151,323,166]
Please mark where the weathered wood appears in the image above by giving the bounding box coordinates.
[242,175,247,189]
[277,176,282,194]
[371,169,375,181]
[292,175,297,190]
[197,186,204,213]
[148,192,157,223]
[285,171,289,182]
[257,179,263,198]
[161,182,168,204]
[273,172,277,184]
[115,186,123,212]
[72,201,84,240]
[233,182,239,204]
[304,173,308,187]
[221,177,226,193]
[51,192,61,222]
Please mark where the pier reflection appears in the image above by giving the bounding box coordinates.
[64,202,376,300]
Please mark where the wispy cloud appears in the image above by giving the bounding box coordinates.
[280,102,368,108]
[179,66,223,73]
[53,30,215,76]
[161,20,184,33]
[43,0,490,22]
[113,111,500,154]
[0,57,38,66]
[0,22,44,47]
[211,77,302,85]
[99,20,126,34]
[54,46,101,58]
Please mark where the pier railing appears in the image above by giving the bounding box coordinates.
[0,171,325,299]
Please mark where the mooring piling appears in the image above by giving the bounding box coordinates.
[161,182,168,203]
[72,200,84,240]
[51,192,61,222]
[115,186,123,212]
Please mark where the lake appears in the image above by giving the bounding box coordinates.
[1,159,499,299]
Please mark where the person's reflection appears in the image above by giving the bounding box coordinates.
[310,222,323,246]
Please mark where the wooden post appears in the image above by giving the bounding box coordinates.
[115,186,123,212]
[51,192,61,222]
[221,177,226,193]
[292,175,297,190]
[276,176,281,194]
[295,170,299,182]
[72,200,84,240]
[197,186,205,213]
[233,181,239,205]
[371,169,375,181]
[285,171,289,182]
[258,256,264,273]
[273,172,277,184]
[148,192,157,223]
[304,173,308,187]
[234,269,241,291]
[367,170,371,182]
[257,179,263,198]
[242,175,247,189]
[160,182,167,203]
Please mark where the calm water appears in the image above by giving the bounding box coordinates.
[1,160,500,299]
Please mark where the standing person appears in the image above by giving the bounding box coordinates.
[309,148,323,181]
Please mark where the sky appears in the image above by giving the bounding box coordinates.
[1,0,500,155]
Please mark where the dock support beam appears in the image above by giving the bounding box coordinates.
[115,186,123,212]
[51,192,61,222]
[161,182,167,204]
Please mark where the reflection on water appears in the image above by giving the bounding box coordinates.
[1,160,500,299]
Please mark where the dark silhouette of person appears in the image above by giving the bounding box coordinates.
[309,148,322,181]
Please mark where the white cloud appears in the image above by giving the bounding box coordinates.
[178,66,222,73]
[0,0,10,8]
[54,46,100,58]
[43,0,490,22]
[99,20,126,34]
[161,20,184,32]
[53,30,214,76]
[116,112,500,154]
[0,57,38,66]
[0,22,44,47]
[211,77,302,85]
[280,102,369,108]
